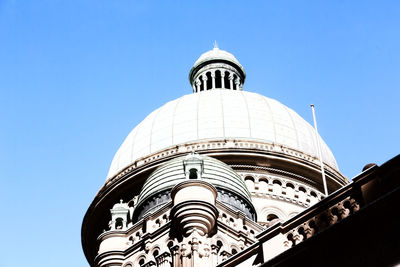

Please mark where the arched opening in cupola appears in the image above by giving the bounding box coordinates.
[115,218,124,229]
[189,168,198,179]
[206,72,212,90]
[215,70,222,88]
[224,71,231,89]
[199,75,204,91]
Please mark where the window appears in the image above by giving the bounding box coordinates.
[115,218,123,229]
[267,214,279,222]
[189,169,198,179]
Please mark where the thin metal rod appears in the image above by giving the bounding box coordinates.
[310,104,328,196]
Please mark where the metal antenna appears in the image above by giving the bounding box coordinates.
[310,104,328,196]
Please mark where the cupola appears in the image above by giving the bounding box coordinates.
[133,154,256,221]
[188,43,246,92]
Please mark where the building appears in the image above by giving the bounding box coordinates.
[81,46,400,267]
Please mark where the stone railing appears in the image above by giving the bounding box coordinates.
[217,156,400,267]
[283,196,360,248]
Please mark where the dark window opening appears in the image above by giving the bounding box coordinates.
[273,180,282,186]
[267,214,279,222]
[206,72,212,90]
[199,76,204,91]
[115,218,123,229]
[215,70,222,88]
[153,250,159,257]
[224,71,230,89]
[286,183,295,189]
[189,169,198,179]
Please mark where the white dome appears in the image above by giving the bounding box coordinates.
[192,47,244,72]
[108,90,338,179]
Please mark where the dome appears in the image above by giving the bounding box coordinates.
[193,47,242,69]
[107,90,338,180]
[134,154,255,220]
[189,46,246,88]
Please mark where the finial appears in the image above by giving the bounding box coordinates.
[120,199,123,203]
[213,40,218,49]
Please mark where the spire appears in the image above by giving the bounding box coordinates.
[213,40,218,49]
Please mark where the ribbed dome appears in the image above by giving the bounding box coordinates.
[193,47,242,69]
[134,154,255,219]
[108,90,338,180]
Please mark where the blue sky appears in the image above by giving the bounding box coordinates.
[1,1,399,266]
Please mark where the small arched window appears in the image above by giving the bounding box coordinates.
[189,168,198,179]
[199,76,204,91]
[259,178,268,192]
[206,72,212,90]
[224,71,231,89]
[310,191,318,198]
[244,176,255,191]
[215,70,222,88]
[267,214,279,222]
[153,249,159,257]
[115,218,123,229]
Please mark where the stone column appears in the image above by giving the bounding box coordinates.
[195,79,201,93]
[211,71,216,89]
[202,74,208,91]
[221,71,225,88]
[229,73,234,90]
[235,78,241,90]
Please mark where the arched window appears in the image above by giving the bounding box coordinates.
[297,186,306,201]
[244,176,255,191]
[206,72,212,90]
[153,249,159,257]
[215,70,222,88]
[272,180,282,194]
[232,248,238,255]
[115,218,123,229]
[267,213,279,222]
[259,178,268,192]
[139,258,145,266]
[199,76,204,91]
[224,71,231,89]
[286,183,295,197]
[189,168,198,179]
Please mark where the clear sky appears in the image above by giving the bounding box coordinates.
[1,1,399,266]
